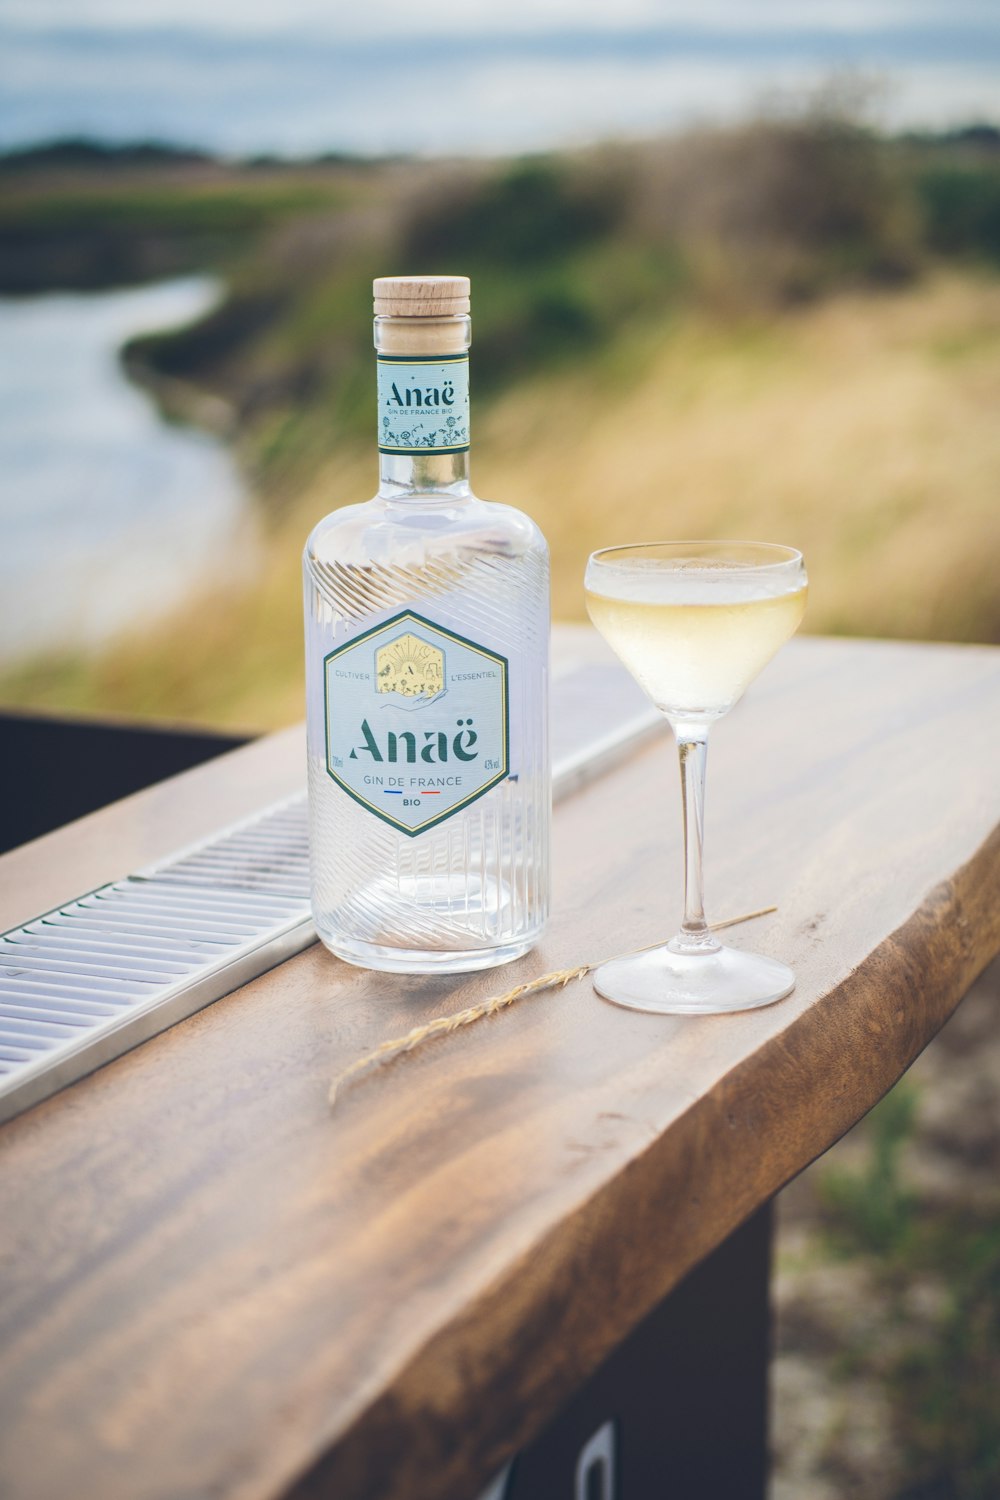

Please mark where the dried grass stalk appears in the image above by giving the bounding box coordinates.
[329,905,777,1107]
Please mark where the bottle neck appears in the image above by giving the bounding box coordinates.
[379,449,470,498]
[374,312,472,502]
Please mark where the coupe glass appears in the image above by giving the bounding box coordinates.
[584,540,807,1014]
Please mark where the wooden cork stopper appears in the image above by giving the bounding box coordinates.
[373,275,471,317]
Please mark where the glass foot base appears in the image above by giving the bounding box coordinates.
[592,942,794,1015]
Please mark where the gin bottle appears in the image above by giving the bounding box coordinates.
[303,275,550,973]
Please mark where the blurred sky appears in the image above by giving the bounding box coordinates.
[1,0,998,155]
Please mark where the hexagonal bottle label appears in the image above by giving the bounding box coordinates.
[324,610,509,836]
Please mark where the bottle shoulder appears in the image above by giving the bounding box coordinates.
[305,494,548,568]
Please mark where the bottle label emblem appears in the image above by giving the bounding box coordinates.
[324,610,508,836]
[376,355,470,454]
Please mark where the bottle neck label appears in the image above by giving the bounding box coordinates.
[323,609,508,837]
[376,354,470,455]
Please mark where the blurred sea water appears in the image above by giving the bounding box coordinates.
[0,276,256,664]
[1,13,999,157]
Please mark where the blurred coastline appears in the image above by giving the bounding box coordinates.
[1,112,999,728]
[0,274,256,662]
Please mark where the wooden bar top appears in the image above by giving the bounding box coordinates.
[2,634,999,1500]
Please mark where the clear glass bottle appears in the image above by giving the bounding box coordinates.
[303,275,550,973]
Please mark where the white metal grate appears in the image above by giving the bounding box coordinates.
[0,797,313,1123]
[0,665,660,1124]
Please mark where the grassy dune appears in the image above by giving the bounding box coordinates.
[491,270,1000,640]
[3,269,999,731]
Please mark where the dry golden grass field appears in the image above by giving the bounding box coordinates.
[3,269,999,730]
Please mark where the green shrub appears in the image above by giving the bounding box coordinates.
[402,158,622,267]
[819,1080,919,1256]
[917,164,1000,261]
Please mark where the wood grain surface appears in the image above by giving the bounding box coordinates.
[1,634,999,1500]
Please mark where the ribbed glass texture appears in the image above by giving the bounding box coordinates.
[304,494,549,973]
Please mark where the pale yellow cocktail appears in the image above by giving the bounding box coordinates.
[583,540,808,1014]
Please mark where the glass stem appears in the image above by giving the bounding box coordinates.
[672,727,719,954]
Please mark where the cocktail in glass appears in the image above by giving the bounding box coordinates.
[584,540,807,1014]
